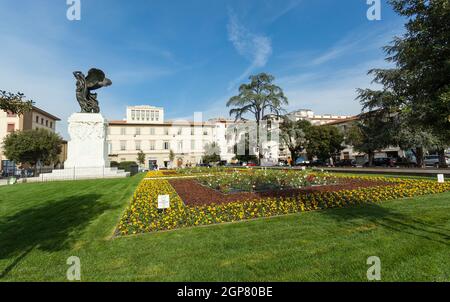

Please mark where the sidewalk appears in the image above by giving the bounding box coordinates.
[320,167,450,177]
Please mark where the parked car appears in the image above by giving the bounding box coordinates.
[424,155,450,167]
[364,157,397,167]
[295,157,310,166]
[335,159,357,167]
[196,163,212,168]
[277,161,288,167]
[308,159,328,167]
[247,162,257,167]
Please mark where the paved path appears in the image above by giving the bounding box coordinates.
[319,167,450,177]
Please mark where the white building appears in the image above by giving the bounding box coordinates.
[106,106,283,168]
[107,106,238,168]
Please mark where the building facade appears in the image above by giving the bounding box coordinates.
[107,106,239,168]
[286,109,352,126]
[106,106,284,168]
[0,106,61,171]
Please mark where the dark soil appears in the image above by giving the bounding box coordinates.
[168,178,392,206]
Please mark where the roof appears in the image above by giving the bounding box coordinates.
[32,106,61,121]
[324,116,359,126]
[108,120,215,126]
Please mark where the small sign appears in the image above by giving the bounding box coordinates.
[437,174,445,183]
[158,195,170,209]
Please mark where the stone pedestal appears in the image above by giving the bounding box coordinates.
[64,113,110,168]
[38,113,129,181]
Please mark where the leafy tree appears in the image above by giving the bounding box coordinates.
[280,118,311,163]
[0,90,34,114]
[3,128,63,171]
[227,73,288,163]
[358,0,450,167]
[345,114,392,166]
[306,125,344,162]
[202,142,221,164]
[136,150,146,167]
[391,112,440,167]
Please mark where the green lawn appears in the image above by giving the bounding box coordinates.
[0,175,449,281]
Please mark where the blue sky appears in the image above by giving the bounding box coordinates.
[0,0,405,138]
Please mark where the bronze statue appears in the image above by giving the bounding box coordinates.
[73,68,112,113]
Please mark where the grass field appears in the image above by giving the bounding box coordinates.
[0,174,449,281]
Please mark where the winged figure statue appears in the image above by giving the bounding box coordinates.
[73,68,112,113]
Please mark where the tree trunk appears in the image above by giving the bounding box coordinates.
[415,147,425,168]
[368,151,374,167]
[289,148,298,165]
[256,119,262,165]
[438,148,448,168]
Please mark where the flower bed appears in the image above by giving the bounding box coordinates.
[198,169,334,193]
[117,175,450,235]
[169,178,393,206]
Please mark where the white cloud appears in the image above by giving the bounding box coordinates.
[227,10,272,90]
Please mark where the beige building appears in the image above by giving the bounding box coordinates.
[1,106,61,171]
[286,109,352,125]
[107,105,233,168]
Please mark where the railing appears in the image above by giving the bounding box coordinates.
[0,166,131,185]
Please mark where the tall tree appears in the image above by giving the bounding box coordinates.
[280,118,311,163]
[3,128,63,172]
[0,90,34,114]
[306,125,344,162]
[391,111,440,167]
[227,73,288,164]
[345,115,392,166]
[358,0,450,167]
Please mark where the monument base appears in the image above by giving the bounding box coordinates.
[64,113,110,168]
[42,113,129,181]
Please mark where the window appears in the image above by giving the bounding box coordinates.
[177,127,182,135]
[164,127,169,135]
[107,141,113,154]
[131,110,136,120]
[7,123,15,133]
[149,140,156,151]
[163,141,170,150]
[203,129,208,136]
[146,110,150,121]
[35,116,39,123]
[120,141,126,151]
[151,111,155,121]
[150,128,155,135]
[135,128,141,135]
[50,122,53,128]
[121,127,126,135]
[177,141,183,152]
[191,140,195,150]
[41,118,44,125]
[136,110,140,121]
[45,120,49,127]
[190,126,195,135]
[135,140,141,150]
